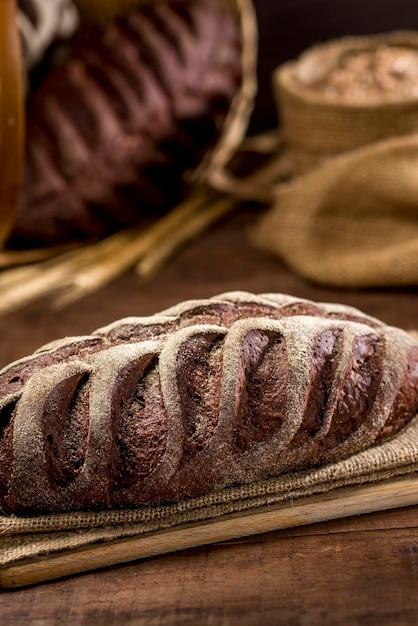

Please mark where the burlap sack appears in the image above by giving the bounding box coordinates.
[251,32,418,288]
[276,32,418,158]
[252,133,418,288]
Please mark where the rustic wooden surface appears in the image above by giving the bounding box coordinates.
[1,208,418,623]
[4,475,418,590]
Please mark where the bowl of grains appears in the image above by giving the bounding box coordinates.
[274,31,418,163]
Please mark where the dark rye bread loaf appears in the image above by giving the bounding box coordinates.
[1,291,418,515]
[12,0,241,246]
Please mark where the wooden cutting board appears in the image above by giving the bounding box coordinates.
[2,472,418,589]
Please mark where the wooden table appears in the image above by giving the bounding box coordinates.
[1,209,418,624]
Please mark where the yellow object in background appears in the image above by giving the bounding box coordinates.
[0,0,24,248]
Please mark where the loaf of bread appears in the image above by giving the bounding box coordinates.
[1,291,417,515]
[11,0,241,246]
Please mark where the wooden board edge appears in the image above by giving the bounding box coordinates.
[2,472,418,589]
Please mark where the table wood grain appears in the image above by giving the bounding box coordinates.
[1,208,418,623]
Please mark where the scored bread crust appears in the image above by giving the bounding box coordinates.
[0,291,417,514]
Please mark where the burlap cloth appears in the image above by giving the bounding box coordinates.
[251,32,418,288]
[2,415,418,570]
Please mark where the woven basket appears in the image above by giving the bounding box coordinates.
[0,0,257,250]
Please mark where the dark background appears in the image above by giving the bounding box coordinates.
[251,0,418,133]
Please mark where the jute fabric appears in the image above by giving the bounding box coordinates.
[252,134,418,288]
[2,416,418,568]
[275,32,418,156]
[252,32,418,288]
